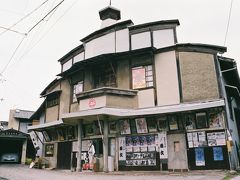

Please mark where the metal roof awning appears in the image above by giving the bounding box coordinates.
[27,120,64,132]
[61,99,225,124]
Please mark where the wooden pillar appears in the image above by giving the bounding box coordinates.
[76,121,82,172]
[21,139,27,164]
[103,119,109,172]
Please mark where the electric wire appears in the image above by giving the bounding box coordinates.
[9,0,79,68]
[1,0,65,75]
[0,25,26,36]
[0,0,50,37]
[224,0,233,46]
[27,0,65,34]
[0,36,26,75]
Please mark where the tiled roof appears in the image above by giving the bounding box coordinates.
[14,110,34,119]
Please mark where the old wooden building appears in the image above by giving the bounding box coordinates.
[28,5,240,172]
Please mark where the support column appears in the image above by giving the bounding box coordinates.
[21,139,27,164]
[103,119,109,173]
[76,121,82,172]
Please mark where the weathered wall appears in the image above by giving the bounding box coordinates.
[8,110,19,130]
[167,133,188,170]
[117,59,130,89]
[46,106,58,122]
[138,88,155,108]
[179,52,219,102]
[107,95,138,109]
[155,51,180,106]
[59,79,71,115]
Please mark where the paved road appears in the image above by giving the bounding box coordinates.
[0,164,232,180]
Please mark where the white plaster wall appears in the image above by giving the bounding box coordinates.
[62,59,72,72]
[153,29,175,48]
[155,51,180,106]
[131,31,151,50]
[138,88,155,108]
[79,96,107,111]
[85,32,115,59]
[116,29,129,52]
[73,52,84,64]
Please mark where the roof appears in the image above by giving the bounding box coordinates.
[40,77,62,96]
[58,44,84,63]
[42,90,62,98]
[99,6,121,21]
[61,99,225,123]
[156,43,227,54]
[58,47,155,77]
[14,109,34,119]
[28,120,64,131]
[129,19,180,31]
[81,19,133,42]
[30,100,46,120]
[0,128,28,139]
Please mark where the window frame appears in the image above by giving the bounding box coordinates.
[131,64,153,90]
[72,81,84,103]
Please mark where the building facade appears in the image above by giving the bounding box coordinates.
[28,5,240,172]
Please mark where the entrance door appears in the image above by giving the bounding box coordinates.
[167,133,188,170]
[57,142,72,169]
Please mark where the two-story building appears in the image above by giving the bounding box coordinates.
[28,5,240,172]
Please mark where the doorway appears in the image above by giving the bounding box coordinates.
[57,142,72,169]
[167,133,188,170]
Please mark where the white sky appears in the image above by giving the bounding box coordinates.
[0,0,239,121]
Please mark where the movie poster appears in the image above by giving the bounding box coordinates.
[195,148,205,166]
[135,118,148,134]
[213,147,224,161]
[119,119,131,135]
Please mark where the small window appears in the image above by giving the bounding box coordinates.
[168,116,178,130]
[183,114,196,130]
[174,141,180,152]
[45,144,54,157]
[72,81,83,102]
[132,65,153,89]
[47,97,59,108]
[93,62,117,88]
[196,112,208,129]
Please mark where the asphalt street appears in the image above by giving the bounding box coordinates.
[0,164,235,180]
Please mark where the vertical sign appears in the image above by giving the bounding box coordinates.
[159,132,168,159]
[119,137,126,161]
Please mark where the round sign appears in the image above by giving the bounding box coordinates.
[88,98,96,108]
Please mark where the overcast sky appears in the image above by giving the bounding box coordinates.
[0,0,239,121]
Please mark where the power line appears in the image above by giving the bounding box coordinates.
[0,0,50,37]
[9,0,78,67]
[1,0,65,75]
[0,25,27,36]
[28,0,65,34]
[224,0,233,46]
[0,36,26,75]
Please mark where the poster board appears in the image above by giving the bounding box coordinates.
[135,118,148,134]
[195,148,205,166]
[119,119,131,135]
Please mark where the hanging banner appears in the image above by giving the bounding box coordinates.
[119,137,126,161]
[195,148,205,166]
[158,132,168,159]
[30,131,40,150]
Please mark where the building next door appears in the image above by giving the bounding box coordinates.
[57,142,72,169]
[167,133,188,171]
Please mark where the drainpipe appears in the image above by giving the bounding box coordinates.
[103,119,109,173]
[215,58,233,170]
[76,121,82,172]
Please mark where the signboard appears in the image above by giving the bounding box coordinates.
[159,132,168,159]
[30,131,40,150]
[207,131,226,146]
[119,137,126,161]
[88,98,96,108]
